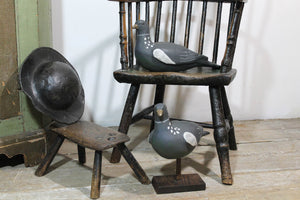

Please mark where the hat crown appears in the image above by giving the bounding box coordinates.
[34,61,80,110]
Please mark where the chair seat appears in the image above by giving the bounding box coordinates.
[51,121,130,151]
[114,67,237,86]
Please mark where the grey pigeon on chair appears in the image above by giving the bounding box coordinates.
[134,20,220,72]
[149,103,209,159]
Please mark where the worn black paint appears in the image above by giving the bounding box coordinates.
[19,47,84,125]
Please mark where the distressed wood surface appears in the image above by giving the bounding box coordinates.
[0,118,299,199]
[51,121,130,151]
[114,68,236,86]
[0,130,46,167]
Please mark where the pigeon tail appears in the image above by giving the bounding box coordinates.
[198,60,221,69]
[202,130,210,137]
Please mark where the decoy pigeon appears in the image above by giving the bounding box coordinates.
[149,103,209,159]
[134,20,220,72]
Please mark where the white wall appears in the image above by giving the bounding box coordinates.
[51,0,300,126]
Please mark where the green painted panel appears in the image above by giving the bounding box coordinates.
[0,0,52,137]
[38,0,53,47]
[15,0,42,132]
[0,116,24,137]
[15,0,40,64]
[15,0,52,132]
[19,93,43,132]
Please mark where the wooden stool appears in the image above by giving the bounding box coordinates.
[35,121,150,199]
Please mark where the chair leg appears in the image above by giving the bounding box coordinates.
[110,84,140,163]
[117,143,151,184]
[90,151,102,199]
[209,86,233,185]
[221,86,237,150]
[150,84,166,131]
[77,145,86,164]
[35,135,65,177]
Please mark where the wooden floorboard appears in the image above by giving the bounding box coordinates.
[0,118,299,199]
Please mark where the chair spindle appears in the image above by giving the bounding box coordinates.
[145,1,150,23]
[170,0,178,43]
[119,2,128,69]
[136,2,140,21]
[198,1,207,54]
[184,0,193,48]
[212,2,223,63]
[155,1,163,42]
[128,2,134,68]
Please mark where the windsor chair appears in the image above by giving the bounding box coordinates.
[109,0,246,185]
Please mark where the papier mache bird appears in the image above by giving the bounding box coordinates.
[134,20,220,72]
[149,103,209,159]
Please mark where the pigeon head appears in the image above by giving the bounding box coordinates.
[154,103,169,122]
[133,20,150,35]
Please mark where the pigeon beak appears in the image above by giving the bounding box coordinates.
[156,109,163,117]
[133,24,138,29]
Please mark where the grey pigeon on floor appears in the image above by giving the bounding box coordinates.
[149,103,209,159]
[134,20,220,72]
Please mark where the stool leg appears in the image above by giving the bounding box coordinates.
[35,135,65,177]
[110,84,140,163]
[209,86,232,185]
[77,145,86,164]
[117,143,151,184]
[90,151,102,199]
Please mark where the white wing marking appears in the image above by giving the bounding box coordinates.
[183,132,197,147]
[153,49,176,65]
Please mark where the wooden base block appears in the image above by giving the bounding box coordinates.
[152,174,206,194]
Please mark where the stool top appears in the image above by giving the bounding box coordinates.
[51,121,130,151]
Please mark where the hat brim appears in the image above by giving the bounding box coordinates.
[20,47,85,124]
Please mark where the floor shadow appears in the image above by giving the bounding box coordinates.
[126,123,151,151]
[45,155,73,175]
[159,146,222,184]
[40,153,94,198]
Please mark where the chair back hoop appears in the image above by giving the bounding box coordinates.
[110,0,245,72]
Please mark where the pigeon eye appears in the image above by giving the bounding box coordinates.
[156,109,163,117]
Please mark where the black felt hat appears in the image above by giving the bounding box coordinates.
[19,47,85,124]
